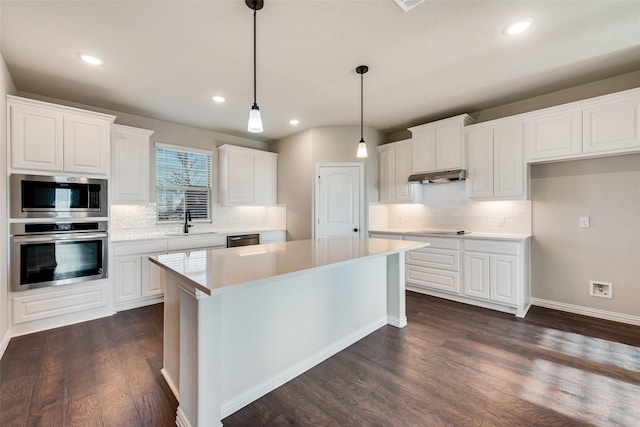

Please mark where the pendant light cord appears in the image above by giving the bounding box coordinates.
[253,6,257,106]
[360,72,364,142]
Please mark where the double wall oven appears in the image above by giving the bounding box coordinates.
[9,174,109,291]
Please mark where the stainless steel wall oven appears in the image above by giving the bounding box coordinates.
[10,174,108,219]
[10,221,108,291]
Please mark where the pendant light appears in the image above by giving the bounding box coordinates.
[356,65,369,158]
[246,0,264,133]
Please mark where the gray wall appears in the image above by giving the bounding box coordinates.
[271,126,382,241]
[531,154,640,317]
[1,52,17,348]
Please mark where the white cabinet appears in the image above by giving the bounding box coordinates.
[405,236,461,295]
[112,240,168,311]
[373,232,530,317]
[409,114,475,173]
[8,95,114,174]
[467,121,526,199]
[259,230,287,243]
[378,140,421,203]
[583,94,640,154]
[463,239,523,308]
[218,144,277,206]
[111,124,154,204]
[525,108,582,162]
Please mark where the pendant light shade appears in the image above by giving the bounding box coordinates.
[356,65,369,158]
[248,103,263,133]
[246,0,264,133]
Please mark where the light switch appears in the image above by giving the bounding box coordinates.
[579,217,590,228]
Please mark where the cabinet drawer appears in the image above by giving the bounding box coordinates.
[407,247,459,271]
[260,230,286,243]
[463,239,519,255]
[406,265,460,294]
[113,240,168,256]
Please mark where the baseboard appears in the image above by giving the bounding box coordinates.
[0,328,11,360]
[530,297,640,326]
[161,368,179,400]
[220,315,388,418]
[115,296,164,312]
[387,315,407,328]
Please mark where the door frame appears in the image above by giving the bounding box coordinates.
[313,162,366,239]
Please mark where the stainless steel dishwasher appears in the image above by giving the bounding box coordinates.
[226,233,260,247]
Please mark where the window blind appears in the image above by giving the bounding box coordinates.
[156,145,212,222]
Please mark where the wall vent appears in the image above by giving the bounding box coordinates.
[394,0,425,12]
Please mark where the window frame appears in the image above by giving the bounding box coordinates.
[155,142,214,224]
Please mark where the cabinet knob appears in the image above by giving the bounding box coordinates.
[353,228,359,232]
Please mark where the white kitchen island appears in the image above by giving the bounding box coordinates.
[150,237,428,427]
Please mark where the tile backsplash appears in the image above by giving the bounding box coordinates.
[110,203,287,239]
[369,181,531,234]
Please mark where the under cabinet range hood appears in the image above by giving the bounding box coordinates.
[408,169,466,184]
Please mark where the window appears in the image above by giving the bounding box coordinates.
[156,143,212,222]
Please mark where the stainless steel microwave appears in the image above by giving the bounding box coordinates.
[10,174,108,219]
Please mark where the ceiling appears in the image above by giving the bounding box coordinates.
[2,1,640,142]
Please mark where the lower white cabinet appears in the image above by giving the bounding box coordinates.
[405,236,461,294]
[372,232,530,317]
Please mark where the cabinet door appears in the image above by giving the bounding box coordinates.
[493,123,525,198]
[378,148,395,203]
[525,110,582,161]
[435,123,463,170]
[114,256,142,303]
[111,126,152,203]
[10,101,64,171]
[463,252,490,299]
[466,128,494,198]
[63,113,110,174]
[226,149,256,204]
[583,96,640,154]
[254,152,277,205]
[411,130,436,173]
[394,143,413,201]
[490,254,518,305]
[141,255,164,298]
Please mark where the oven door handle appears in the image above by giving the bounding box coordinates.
[12,232,108,243]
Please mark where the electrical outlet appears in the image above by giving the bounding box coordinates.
[579,217,590,228]
[590,280,612,298]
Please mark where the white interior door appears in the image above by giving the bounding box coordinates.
[315,164,363,238]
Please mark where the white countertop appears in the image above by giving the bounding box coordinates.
[150,237,428,296]
[111,227,285,242]
[370,229,531,241]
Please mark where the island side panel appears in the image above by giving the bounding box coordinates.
[386,251,407,328]
[162,272,180,399]
[219,256,388,417]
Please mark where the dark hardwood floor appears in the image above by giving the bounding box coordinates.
[2,292,639,426]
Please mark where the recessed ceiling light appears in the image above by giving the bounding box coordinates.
[289,119,299,126]
[78,53,104,65]
[211,96,226,103]
[504,18,534,36]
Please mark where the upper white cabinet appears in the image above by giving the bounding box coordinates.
[467,121,526,199]
[524,108,582,162]
[583,94,640,154]
[8,95,115,174]
[111,124,154,204]
[378,139,421,203]
[218,144,277,206]
[409,114,475,173]
[524,88,640,162]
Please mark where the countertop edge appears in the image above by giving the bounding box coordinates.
[369,230,532,241]
[111,228,287,243]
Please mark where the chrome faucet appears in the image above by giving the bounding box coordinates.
[183,209,193,234]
